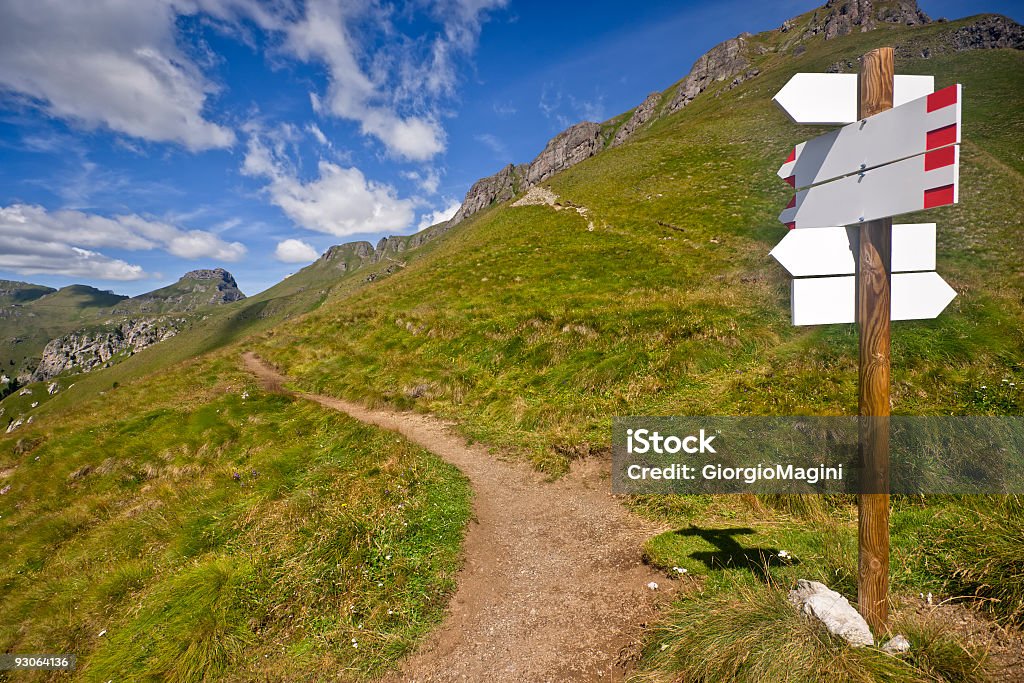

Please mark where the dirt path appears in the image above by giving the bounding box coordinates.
[243,352,674,682]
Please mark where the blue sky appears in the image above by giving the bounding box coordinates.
[1,0,1019,296]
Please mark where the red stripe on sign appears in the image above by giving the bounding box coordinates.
[784,175,795,187]
[926,85,958,113]
[926,123,957,150]
[786,195,796,209]
[925,146,956,171]
[786,222,796,230]
[923,184,955,209]
[786,148,796,163]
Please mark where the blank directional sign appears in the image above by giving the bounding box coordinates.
[779,85,961,189]
[770,223,936,277]
[773,73,935,125]
[792,271,956,325]
[780,145,959,229]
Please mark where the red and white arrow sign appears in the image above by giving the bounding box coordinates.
[779,85,961,189]
[779,145,959,229]
[791,271,956,325]
[770,223,936,277]
[773,73,935,125]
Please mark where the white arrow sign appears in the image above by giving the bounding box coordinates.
[773,73,935,125]
[792,271,956,325]
[779,85,961,189]
[770,223,936,277]
[780,145,959,229]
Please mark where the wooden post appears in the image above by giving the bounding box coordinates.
[856,47,894,633]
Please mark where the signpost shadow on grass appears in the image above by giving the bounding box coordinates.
[678,525,798,580]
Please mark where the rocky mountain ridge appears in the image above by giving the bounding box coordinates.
[31,318,182,382]
[1,268,245,384]
[307,1,1023,290]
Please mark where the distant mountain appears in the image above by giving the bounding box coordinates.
[0,280,55,307]
[0,269,245,381]
[113,268,246,315]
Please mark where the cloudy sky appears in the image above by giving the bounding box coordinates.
[0,0,1015,296]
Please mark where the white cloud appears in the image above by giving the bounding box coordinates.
[274,238,319,263]
[0,0,234,151]
[307,123,330,146]
[402,168,441,195]
[0,236,145,281]
[242,134,415,237]
[417,200,461,230]
[0,203,246,280]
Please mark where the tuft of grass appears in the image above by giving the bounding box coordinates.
[897,496,1024,625]
[630,582,988,683]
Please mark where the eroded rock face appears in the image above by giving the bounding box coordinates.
[31,318,180,382]
[805,0,930,40]
[611,92,661,147]
[525,122,605,186]
[450,163,527,225]
[951,14,1024,50]
[667,35,751,113]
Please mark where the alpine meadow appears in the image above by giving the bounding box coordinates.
[1,1,1022,681]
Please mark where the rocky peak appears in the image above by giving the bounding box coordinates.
[805,0,930,40]
[667,34,753,113]
[182,267,237,287]
[450,163,527,226]
[611,92,661,147]
[525,122,604,186]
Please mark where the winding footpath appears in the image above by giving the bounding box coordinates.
[243,352,674,682]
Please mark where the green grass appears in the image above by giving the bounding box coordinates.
[252,28,1024,475]
[1,10,1021,682]
[628,581,987,683]
[0,352,471,681]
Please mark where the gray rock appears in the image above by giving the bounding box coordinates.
[525,122,604,186]
[881,634,912,654]
[611,92,661,147]
[788,579,874,647]
[951,15,1024,50]
[803,0,929,41]
[31,318,180,382]
[667,34,751,113]
[449,163,528,226]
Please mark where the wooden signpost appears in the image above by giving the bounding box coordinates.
[771,48,962,631]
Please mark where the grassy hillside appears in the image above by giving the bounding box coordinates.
[0,8,1020,682]
[0,352,470,681]
[253,23,1023,474]
[241,15,1024,679]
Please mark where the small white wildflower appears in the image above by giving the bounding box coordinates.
[926,592,933,605]
[387,609,393,615]
[778,550,790,559]
[385,554,391,560]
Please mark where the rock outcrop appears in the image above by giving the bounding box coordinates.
[804,0,930,40]
[449,122,606,227]
[525,122,605,186]
[116,268,245,314]
[611,92,661,147]
[667,34,752,113]
[450,163,528,225]
[951,14,1024,50]
[31,318,181,382]
[319,242,375,272]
